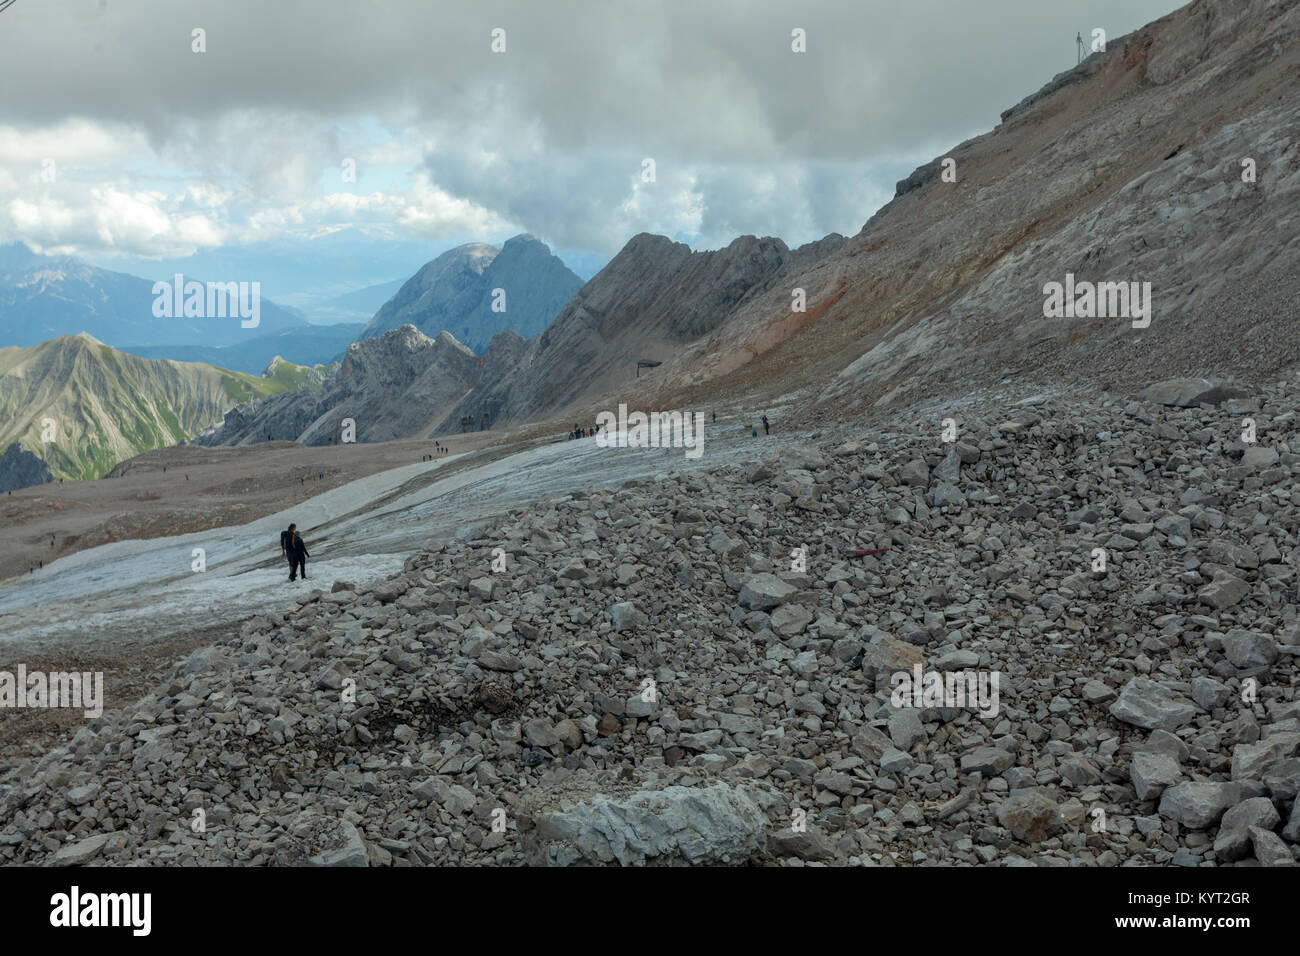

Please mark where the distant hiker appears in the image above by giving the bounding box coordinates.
[762,415,770,435]
[712,412,716,423]
[751,426,758,437]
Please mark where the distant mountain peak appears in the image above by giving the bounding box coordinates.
[358,236,583,353]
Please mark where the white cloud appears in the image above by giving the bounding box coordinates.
[0,0,1188,260]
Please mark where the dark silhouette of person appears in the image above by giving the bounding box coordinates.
[762,415,770,435]
[712,412,716,423]
[281,523,309,581]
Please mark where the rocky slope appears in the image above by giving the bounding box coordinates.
[0,334,322,482]
[653,0,1300,417]
[197,325,482,446]
[4,374,1297,866]
[358,235,582,354]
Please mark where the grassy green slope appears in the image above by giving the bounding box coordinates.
[0,335,324,480]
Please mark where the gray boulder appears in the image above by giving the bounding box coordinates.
[1138,378,1250,407]
[738,573,797,610]
[525,783,769,866]
[1158,782,1249,829]
[1109,678,1197,731]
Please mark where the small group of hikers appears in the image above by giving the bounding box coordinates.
[568,423,601,440]
[750,414,770,437]
[279,523,310,581]
[422,441,449,461]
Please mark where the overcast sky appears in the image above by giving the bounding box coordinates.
[0,0,1188,273]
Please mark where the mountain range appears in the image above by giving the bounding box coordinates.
[199,0,1300,450]
[198,231,846,445]
[0,243,307,350]
[119,322,364,375]
[14,0,1300,472]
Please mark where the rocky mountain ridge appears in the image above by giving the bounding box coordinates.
[198,325,482,446]
[203,231,848,445]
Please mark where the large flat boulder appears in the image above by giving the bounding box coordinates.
[1139,378,1250,407]
[523,782,771,866]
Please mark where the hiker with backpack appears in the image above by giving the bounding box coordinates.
[279,523,310,581]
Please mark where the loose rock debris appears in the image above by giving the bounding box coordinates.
[1,377,1297,866]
